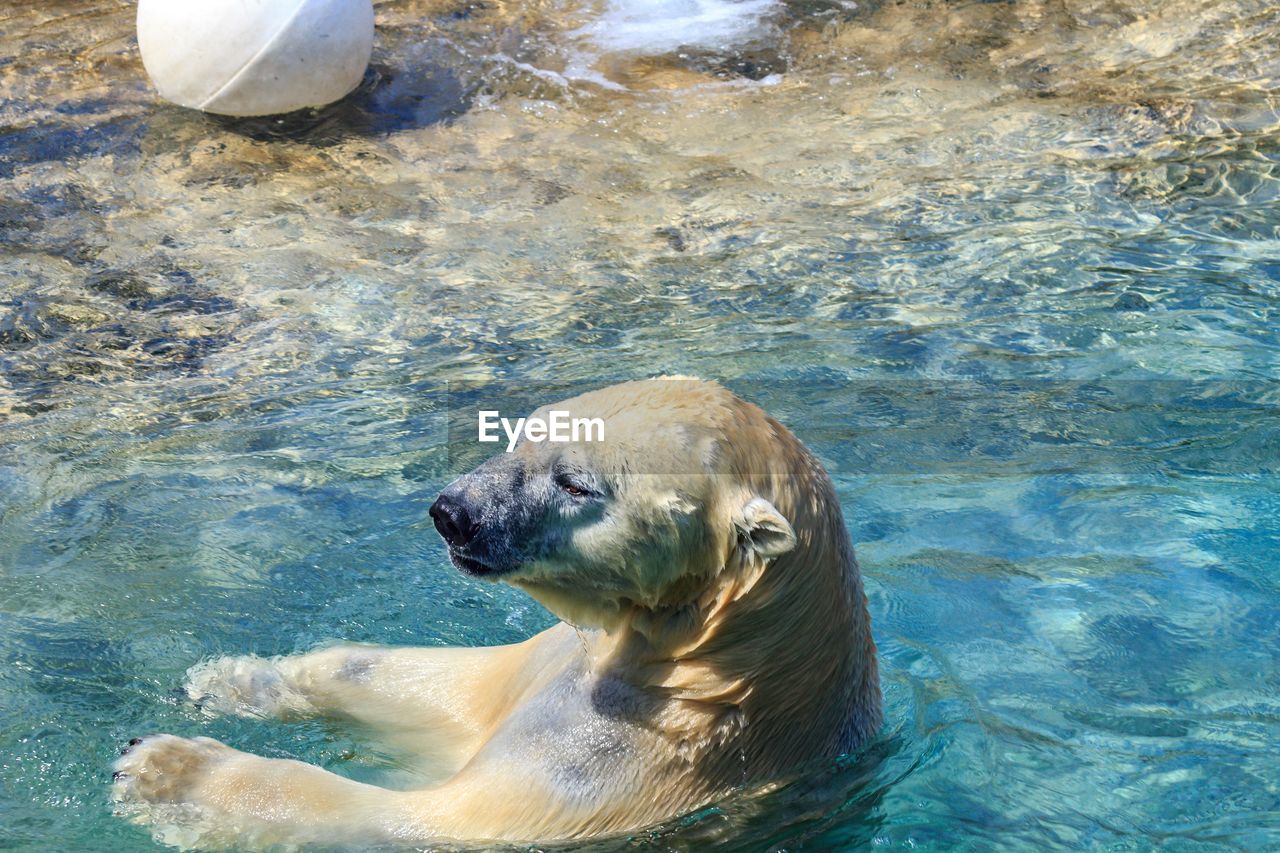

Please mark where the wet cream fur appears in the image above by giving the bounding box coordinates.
[113,378,881,848]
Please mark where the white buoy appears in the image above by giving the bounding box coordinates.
[136,0,375,117]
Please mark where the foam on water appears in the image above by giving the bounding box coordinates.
[571,0,781,55]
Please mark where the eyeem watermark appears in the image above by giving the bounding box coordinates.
[478,410,606,452]
[437,379,1277,477]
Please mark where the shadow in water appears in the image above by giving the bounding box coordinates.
[205,60,473,146]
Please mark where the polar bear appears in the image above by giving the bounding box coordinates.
[112,378,881,848]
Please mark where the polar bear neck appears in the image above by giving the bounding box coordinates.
[580,434,883,773]
[514,389,883,775]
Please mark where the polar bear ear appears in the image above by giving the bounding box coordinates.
[735,497,796,559]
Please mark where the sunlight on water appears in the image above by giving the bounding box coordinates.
[0,0,1278,849]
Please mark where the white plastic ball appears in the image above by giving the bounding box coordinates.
[136,0,375,117]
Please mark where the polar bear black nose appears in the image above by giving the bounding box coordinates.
[430,493,478,547]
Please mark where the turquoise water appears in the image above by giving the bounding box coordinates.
[2,0,1279,848]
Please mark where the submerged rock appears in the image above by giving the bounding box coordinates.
[1112,291,1153,311]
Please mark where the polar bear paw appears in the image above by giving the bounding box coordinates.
[112,734,230,807]
[185,656,312,719]
[111,735,261,849]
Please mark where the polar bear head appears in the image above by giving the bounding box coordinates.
[431,378,853,636]
[432,377,881,759]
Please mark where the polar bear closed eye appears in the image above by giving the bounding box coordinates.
[113,378,882,848]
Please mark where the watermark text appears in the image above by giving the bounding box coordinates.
[478,410,605,452]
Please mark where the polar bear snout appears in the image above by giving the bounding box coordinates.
[431,467,532,579]
[433,487,502,577]
[430,492,478,548]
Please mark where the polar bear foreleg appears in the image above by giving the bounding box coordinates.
[112,734,420,848]
[187,640,543,731]
[112,731,603,847]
